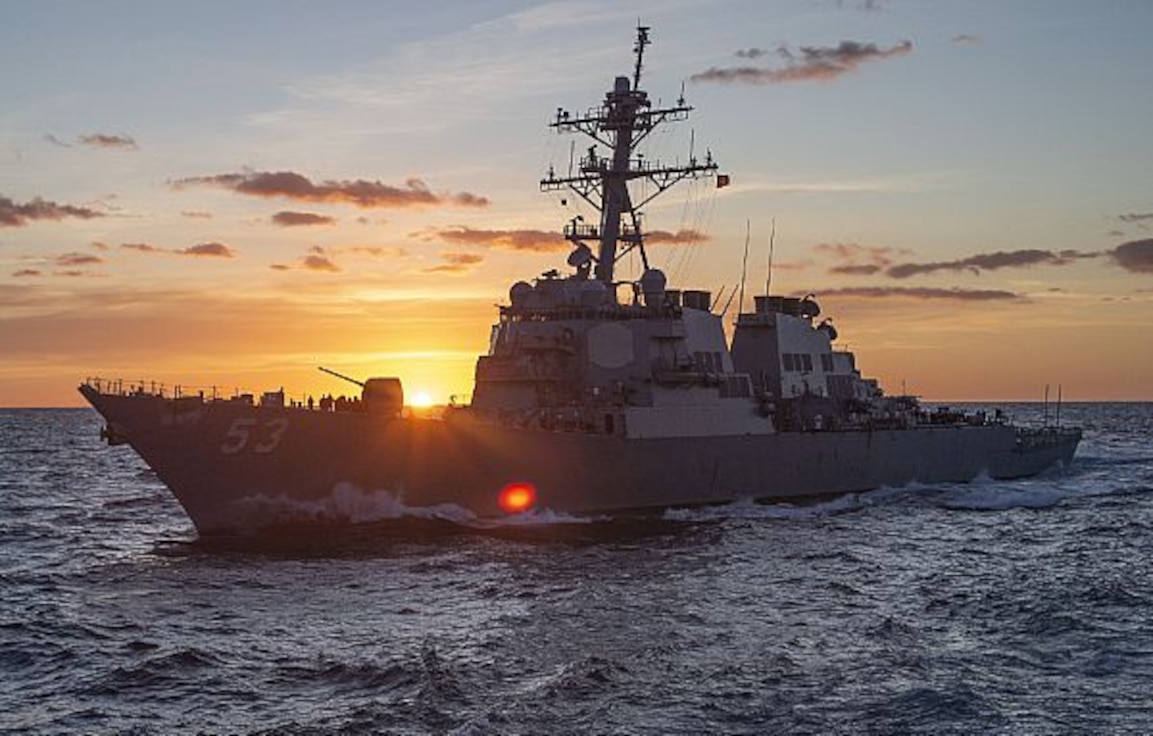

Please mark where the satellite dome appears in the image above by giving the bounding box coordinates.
[509,281,533,307]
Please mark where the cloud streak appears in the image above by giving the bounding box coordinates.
[271,247,340,273]
[56,252,105,267]
[427,227,565,252]
[78,133,138,150]
[886,249,1099,279]
[271,210,337,227]
[423,252,485,274]
[424,227,709,253]
[173,170,489,209]
[45,133,138,149]
[1119,212,1153,223]
[179,242,235,258]
[822,286,1022,301]
[815,242,906,275]
[1,195,104,227]
[691,40,913,85]
[119,242,236,257]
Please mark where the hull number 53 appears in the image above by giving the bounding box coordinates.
[220,417,289,455]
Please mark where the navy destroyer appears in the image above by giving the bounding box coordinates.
[80,27,1080,535]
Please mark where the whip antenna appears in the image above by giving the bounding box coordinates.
[737,219,750,316]
[765,217,776,296]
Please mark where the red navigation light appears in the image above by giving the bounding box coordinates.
[498,482,537,514]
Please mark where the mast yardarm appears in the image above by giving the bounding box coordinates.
[540,26,719,290]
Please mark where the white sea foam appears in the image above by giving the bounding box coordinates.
[235,483,479,525]
[937,484,1067,511]
[473,507,597,528]
[663,494,864,522]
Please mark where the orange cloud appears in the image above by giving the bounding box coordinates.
[120,242,164,253]
[178,242,235,258]
[346,246,405,258]
[691,40,913,85]
[12,269,42,278]
[271,211,337,227]
[119,241,235,258]
[425,226,708,252]
[271,247,341,272]
[428,226,565,252]
[302,254,340,272]
[56,252,104,267]
[814,242,904,275]
[173,170,490,209]
[181,210,213,219]
[423,252,485,274]
[645,229,711,246]
[1,195,104,227]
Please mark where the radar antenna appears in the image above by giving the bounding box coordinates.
[633,25,650,89]
[541,25,721,290]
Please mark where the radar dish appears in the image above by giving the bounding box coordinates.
[567,243,593,268]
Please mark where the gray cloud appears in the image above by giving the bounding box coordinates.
[1111,239,1153,273]
[78,133,138,150]
[691,40,913,85]
[822,286,1022,301]
[815,242,903,275]
[830,263,883,276]
[174,170,490,209]
[886,249,1099,279]
[271,211,337,227]
[1,195,104,227]
[178,242,235,258]
[1119,212,1153,223]
[120,242,164,253]
[56,252,104,267]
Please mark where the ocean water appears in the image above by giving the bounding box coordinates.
[2,404,1151,735]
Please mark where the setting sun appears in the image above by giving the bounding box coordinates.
[409,390,434,408]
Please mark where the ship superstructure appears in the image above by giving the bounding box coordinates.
[78,27,1081,535]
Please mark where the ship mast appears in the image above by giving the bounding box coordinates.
[541,26,719,291]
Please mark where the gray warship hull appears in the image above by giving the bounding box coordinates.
[77,28,1083,536]
[80,384,1079,535]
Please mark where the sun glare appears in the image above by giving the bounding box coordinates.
[410,390,434,408]
[498,482,537,514]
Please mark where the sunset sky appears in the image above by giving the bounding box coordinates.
[3,0,1152,407]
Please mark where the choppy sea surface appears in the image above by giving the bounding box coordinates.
[2,403,1151,735]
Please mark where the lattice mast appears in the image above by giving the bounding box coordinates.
[541,26,719,290]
